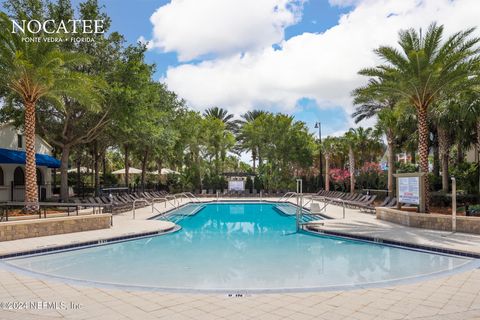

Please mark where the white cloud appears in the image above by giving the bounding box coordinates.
[161,0,480,127]
[328,0,361,8]
[148,0,303,62]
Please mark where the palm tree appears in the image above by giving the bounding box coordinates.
[358,23,480,212]
[237,110,269,172]
[0,13,101,211]
[343,130,358,194]
[376,109,401,196]
[322,136,340,191]
[352,85,399,196]
[430,100,460,192]
[203,107,238,132]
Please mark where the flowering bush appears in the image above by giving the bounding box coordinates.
[360,162,382,174]
[329,168,350,191]
[356,162,387,190]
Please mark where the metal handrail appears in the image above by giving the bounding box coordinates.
[149,197,171,211]
[279,192,297,202]
[182,192,200,203]
[313,196,346,219]
[132,199,150,219]
[165,195,177,206]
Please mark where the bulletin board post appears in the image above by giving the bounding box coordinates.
[393,172,426,213]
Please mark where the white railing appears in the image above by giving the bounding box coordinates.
[279,192,297,202]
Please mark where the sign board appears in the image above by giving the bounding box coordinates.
[228,180,245,191]
[393,172,426,212]
[398,176,420,204]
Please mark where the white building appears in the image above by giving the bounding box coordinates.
[0,123,59,202]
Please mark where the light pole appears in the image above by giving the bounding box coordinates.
[314,122,323,190]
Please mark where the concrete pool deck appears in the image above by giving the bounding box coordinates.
[1,197,480,319]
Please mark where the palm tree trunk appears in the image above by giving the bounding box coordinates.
[432,131,440,178]
[24,101,39,212]
[387,138,395,197]
[124,144,129,187]
[93,141,100,196]
[438,127,449,193]
[59,145,70,201]
[349,146,355,194]
[102,153,106,186]
[156,158,163,185]
[456,144,464,164]
[417,106,430,212]
[76,159,82,196]
[140,149,148,191]
[325,154,330,192]
[252,149,257,173]
[477,119,480,193]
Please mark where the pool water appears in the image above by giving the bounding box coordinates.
[4,203,473,291]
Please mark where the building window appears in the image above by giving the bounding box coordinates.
[0,166,3,186]
[13,167,25,186]
[17,134,23,148]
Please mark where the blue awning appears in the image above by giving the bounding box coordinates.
[0,148,60,168]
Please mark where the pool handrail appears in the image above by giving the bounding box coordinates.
[132,198,151,219]
[311,196,346,219]
[279,192,297,202]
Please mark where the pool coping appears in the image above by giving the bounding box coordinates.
[0,225,180,260]
[303,225,480,259]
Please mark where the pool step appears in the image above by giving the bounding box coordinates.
[155,204,205,224]
[300,214,324,223]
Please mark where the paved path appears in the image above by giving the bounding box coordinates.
[0,266,479,320]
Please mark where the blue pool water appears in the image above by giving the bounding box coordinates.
[4,202,474,291]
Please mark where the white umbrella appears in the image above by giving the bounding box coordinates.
[161,168,180,175]
[69,167,91,173]
[111,167,143,175]
[150,168,180,175]
[56,167,94,174]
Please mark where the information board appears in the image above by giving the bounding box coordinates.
[398,176,420,204]
[228,180,245,191]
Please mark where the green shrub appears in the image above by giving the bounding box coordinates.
[396,162,418,173]
[449,162,478,194]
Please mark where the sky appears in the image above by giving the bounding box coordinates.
[4,0,480,142]
[84,0,480,140]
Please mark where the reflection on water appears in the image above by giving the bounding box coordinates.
[7,203,471,290]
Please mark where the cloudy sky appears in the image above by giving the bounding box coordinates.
[95,0,479,137]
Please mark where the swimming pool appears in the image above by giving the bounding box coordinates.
[3,202,477,292]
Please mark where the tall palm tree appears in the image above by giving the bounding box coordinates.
[237,110,269,172]
[322,136,340,192]
[0,13,101,211]
[376,109,401,196]
[240,110,268,123]
[352,85,399,196]
[358,23,480,212]
[203,107,238,132]
[343,130,359,194]
[430,100,461,192]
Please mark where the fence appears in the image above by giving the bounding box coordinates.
[0,201,111,224]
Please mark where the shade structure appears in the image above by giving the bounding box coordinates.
[150,168,180,175]
[0,147,60,168]
[111,167,143,175]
